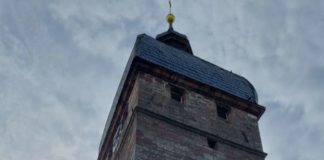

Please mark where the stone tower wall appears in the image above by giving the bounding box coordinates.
[136,112,264,160]
[136,72,263,151]
[109,71,265,160]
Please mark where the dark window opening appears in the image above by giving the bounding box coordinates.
[207,138,217,149]
[241,131,249,143]
[217,105,230,120]
[170,85,184,102]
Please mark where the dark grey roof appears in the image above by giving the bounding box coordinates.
[135,34,258,103]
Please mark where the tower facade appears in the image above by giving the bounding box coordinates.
[98,21,267,160]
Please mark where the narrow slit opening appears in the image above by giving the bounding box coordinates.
[207,138,217,149]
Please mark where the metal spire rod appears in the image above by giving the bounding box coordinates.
[169,0,172,14]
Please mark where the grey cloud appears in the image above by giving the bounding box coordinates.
[0,0,323,160]
[261,101,324,160]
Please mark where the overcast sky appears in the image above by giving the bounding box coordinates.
[1,0,323,160]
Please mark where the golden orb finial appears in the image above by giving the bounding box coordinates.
[166,13,175,25]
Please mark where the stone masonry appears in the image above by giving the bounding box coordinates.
[106,70,266,160]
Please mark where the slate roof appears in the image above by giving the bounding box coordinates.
[135,34,258,103]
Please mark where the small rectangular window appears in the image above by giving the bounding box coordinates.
[241,131,249,143]
[217,105,230,120]
[170,84,184,102]
[207,138,217,149]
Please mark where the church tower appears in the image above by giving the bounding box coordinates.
[98,2,267,160]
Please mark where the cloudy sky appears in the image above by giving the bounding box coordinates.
[1,0,323,159]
